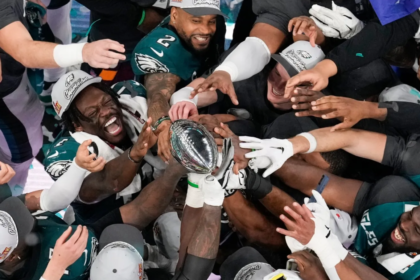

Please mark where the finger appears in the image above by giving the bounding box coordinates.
[80,139,92,149]
[233,163,240,175]
[302,204,315,219]
[293,20,303,36]
[182,104,191,120]
[295,110,317,117]
[90,160,106,172]
[276,227,295,238]
[56,226,73,245]
[263,163,281,178]
[291,96,310,103]
[297,20,308,35]
[321,111,344,119]
[194,80,212,94]
[238,136,262,143]
[96,57,120,68]
[215,138,224,147]
[244,150,266,159]
[214,127,229,138]
[87,157,105,169]
[292,202,312,221]
[226,84,239,106]
[0,162,8,180]
[176,103,185,120]
[104,50,126,61]
[169,107,176,122]
[104,40,126,53]
[309,31,317,47]
[284,205,304,221]
[84,153,97,163]
[279,214,298,230]
[288,254,306,272]
[312,96,341,105]
[239,142,264,150]
[292,103,311,110]
[312,190,328,208]
[67,225,83,245]
[288,18,297,32]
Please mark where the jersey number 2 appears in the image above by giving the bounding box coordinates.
[157,35,176,48]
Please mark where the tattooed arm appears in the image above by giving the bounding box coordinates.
[145,73,181,162]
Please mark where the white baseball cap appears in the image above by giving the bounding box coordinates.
[271,41,325,77]
[90,224,145,280]
[169,0,226,17]
[0,197,35,263]
[379,84,420,104]
[51,70,102,118]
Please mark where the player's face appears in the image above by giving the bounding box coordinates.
[267,63,292,110]
[74,86,127,145]
[174,8,217,53]
[384,206,420,254]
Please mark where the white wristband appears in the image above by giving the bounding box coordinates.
[308,235,341,269]
[53,43,86,68]
[297,132,317,154]
[170,87,198,106]
[185,173,206,208]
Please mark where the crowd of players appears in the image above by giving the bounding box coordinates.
[2,0,420,279]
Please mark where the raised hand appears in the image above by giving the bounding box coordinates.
[169,101,198,122]
[82,39,126,69]
[131,117,156,162]
[240,137,294,178]
[190,71,238,105]
[288,16,319,47]
[290,87,325,116]
[310,96,367,131]
[75,139,106,173]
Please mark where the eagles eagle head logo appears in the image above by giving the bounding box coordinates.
[296,50,312,59]
[65,73,75,87]
[135,54,169,74]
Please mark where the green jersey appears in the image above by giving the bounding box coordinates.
[354,202,420,280]
[0,212,98,280]
[131,16,221,88]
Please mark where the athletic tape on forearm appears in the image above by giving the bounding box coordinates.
[53,43,86,68]
[307,235,341,269]
[203,176,225,206]
[170,87,198,106]
[40,160,87,212]
[297,132,317,154]
[214,37,270,82]
[186,173,205,208]
[329,233,349,260]
[324,266,341,280]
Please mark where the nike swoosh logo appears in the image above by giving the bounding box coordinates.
[278,147,284,153]
[47,151,59,159]
[150,47,164,57]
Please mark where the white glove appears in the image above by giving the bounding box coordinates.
[239,136,294,178]
[202,175,225,206]
[309,2,364,39]
[215,138,247,191]
[186,173,208,208]
[304,190,331,228]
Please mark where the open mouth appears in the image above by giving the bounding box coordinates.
[193,35,210,45]
[391,226,406,245]
[104,116,122,136]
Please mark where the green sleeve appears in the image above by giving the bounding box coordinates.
[43,132,79,181]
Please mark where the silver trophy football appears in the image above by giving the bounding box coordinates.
[170,119,218,174]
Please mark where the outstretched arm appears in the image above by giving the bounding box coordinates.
[79,119,154,203]
[0,21,125,69]
[145,72,180,162]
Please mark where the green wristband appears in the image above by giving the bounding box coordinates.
[152,116,171,132]
[138,9,146,26]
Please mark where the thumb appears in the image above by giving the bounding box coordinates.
[330,122,348,132]
[263,163,280,178]
[81,139,92,148]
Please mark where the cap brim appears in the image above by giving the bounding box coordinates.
[0,197,35,247]
[271,54,299,78]
[220,247,269,280]
[183,7,227,18]
[61,77,102,117]
[99,224,145,257]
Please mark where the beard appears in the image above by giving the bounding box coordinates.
[180,31,214,56]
